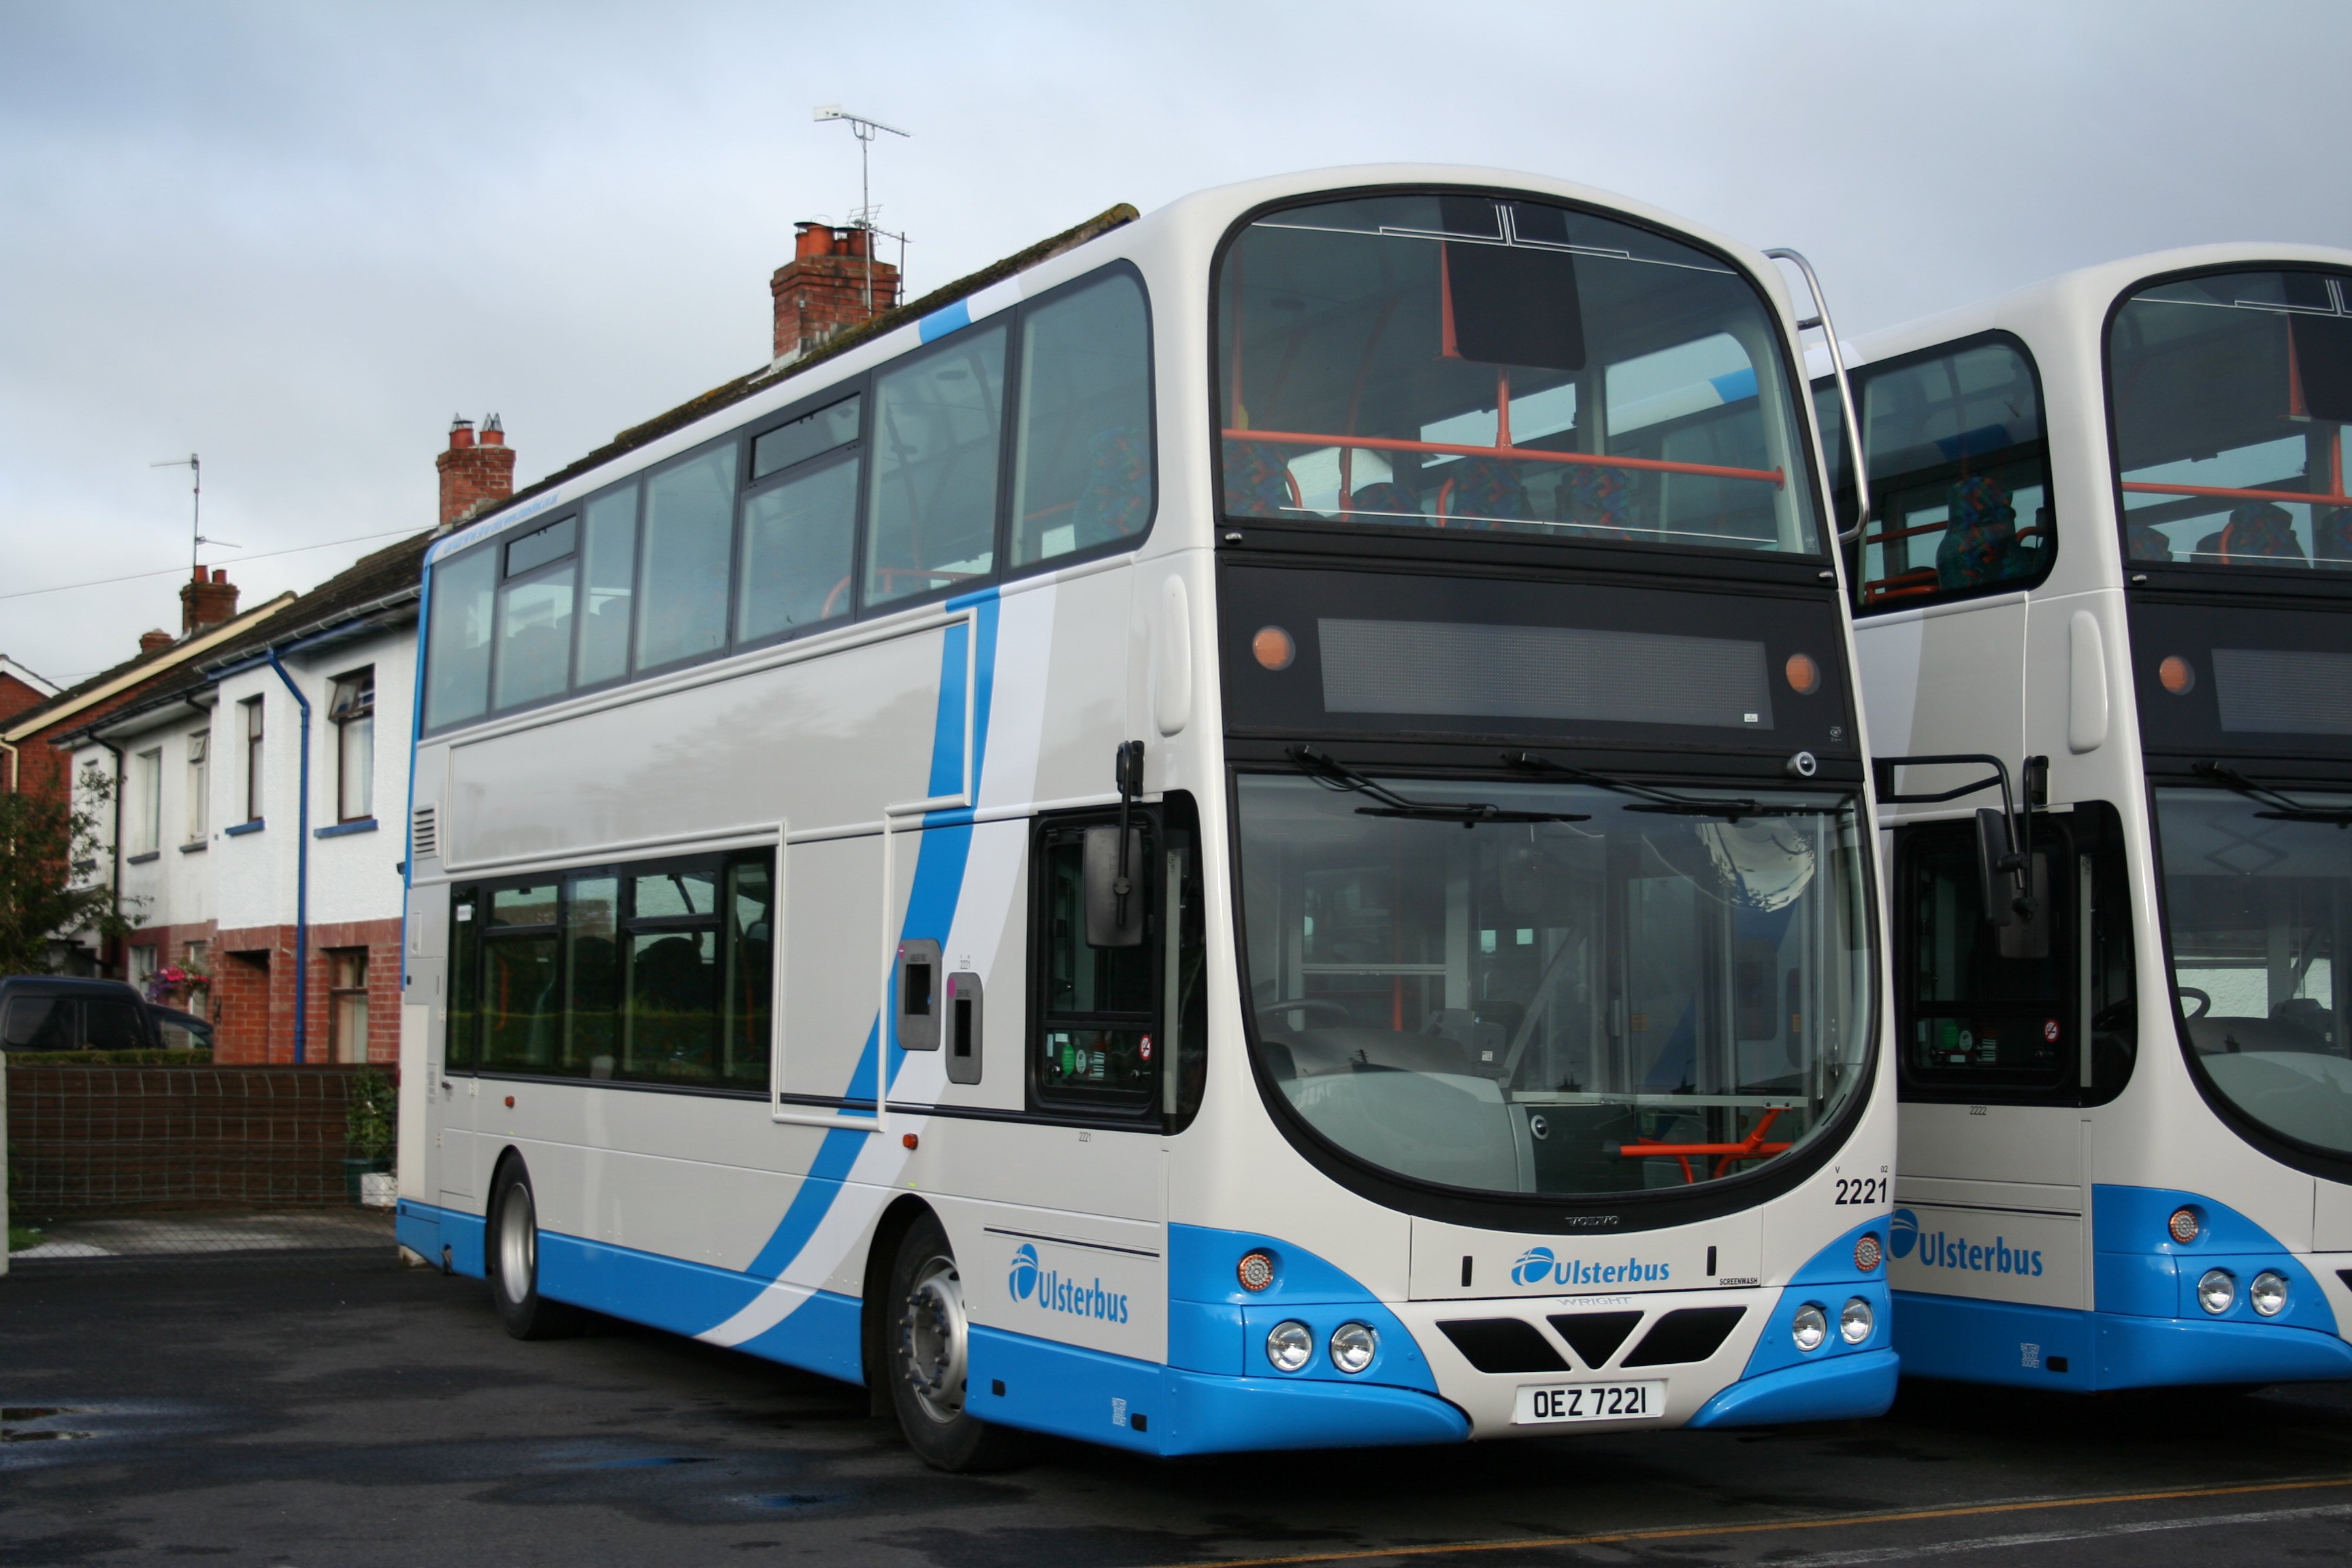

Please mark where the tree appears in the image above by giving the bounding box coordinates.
[0,763,139,975]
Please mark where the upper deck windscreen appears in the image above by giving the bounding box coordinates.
[1216,194,1822,555]
[2112,267,2352,576]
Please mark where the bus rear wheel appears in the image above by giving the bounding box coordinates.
[489,1160,581,1341]
[886,1213,1026,1471]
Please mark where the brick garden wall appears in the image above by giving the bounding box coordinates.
[5,1062,393,1220]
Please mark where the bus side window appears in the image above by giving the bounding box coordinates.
[866,325,1006,609]
[1032,813,1158,1109]
[1011,271,1154,568]
[448,889,478,1071]
[1838,336,2055,614]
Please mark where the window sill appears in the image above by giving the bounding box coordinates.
[316,818,378,839]
[225,820,264,837]
[178,840,207,854]
[125,850,161,865]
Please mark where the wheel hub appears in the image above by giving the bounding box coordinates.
[898,1255,968,1424]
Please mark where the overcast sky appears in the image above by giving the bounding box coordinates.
[5,0,2348,685]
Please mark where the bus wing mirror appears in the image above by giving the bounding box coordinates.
[1998,852,2051,962]
[1083,826,1145,948]
[1974,808,2017,929]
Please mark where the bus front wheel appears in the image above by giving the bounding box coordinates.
[886,1212,1027,1471]
[489,1160,581,1341]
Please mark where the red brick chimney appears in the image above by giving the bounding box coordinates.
[180,567,240,636]
[436,413,517,530]
[771,223,901,364]
[140,629,174,654]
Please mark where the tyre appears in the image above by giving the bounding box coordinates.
[886,1211,1028,1471]
[488,1160,581,1341]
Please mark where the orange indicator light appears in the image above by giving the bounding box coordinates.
[1784,652,1820,696]
[1252,626,1296,672]
[2159,655,2196,695]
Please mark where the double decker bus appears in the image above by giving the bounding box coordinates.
[1827,245,2352,1390]
[395,167,1895,1467]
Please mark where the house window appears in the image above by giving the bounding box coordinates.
[327,947,370,1064]
[186,730,209,841]
[129,943,159,996]
[130,747,162,855]
[242,697,264,822]
[331,669,374,822]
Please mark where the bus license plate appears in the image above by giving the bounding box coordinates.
[1512,1380,1665,1425]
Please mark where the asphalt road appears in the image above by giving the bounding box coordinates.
[4,1246,2351,1567]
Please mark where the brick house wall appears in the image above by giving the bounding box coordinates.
[210,917,401,1066]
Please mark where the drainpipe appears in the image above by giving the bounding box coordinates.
[0,735,18,793]
[95,738,125,978]
[265,651,312,1064]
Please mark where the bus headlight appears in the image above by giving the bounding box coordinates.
[2251,1271,2289,1317]
[2168,1207,2201,1245]
[1792,1303,1828,1352]
[1266,1320,1313,1372]
[1329,1322,1378,1373]
[2197,1269,2235,1315]
[1840,1297,1874,1345]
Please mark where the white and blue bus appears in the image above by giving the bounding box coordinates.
[1825,244,2352,1390]
[394,167,1896,1467]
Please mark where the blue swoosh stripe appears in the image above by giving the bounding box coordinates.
[701,587,1004,1318]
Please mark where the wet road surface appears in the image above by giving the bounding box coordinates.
[2,1245,2349,1566]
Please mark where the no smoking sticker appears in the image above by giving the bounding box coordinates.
[2043,1019,2061,1043]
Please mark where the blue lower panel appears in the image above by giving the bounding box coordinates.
[1895,1292,2095,1390]
[1895,1290,2352,1390]
[442,1208,486,1279]
[393,1201,440,1263]
[2097,1311,2352,1390]
[968,1326,1470,1456]
[536,1230,864,1384]
[1686,1348,1898,1428]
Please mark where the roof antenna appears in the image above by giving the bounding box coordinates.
[149,452,236,576]
[815,104,911,314]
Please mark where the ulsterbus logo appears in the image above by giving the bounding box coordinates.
[1512,1246,1670,1289]
[1009,1243,1040,1301]
[1007,1244,1129,1324]
[1899,1210,2044,1277]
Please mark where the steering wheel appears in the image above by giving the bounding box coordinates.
[1256,998,1354,1027]
[2176,986,2211,1019]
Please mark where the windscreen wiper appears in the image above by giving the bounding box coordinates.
[1503,751,1761,821]
[1286,747,1589,828]
[2193,762,2352,827]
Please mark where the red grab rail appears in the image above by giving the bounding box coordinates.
[1614,1106,1793,1183]
[1223,428,1785,489]
[2121,480,2352,509]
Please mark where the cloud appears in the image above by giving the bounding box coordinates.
[3,0,2347,679]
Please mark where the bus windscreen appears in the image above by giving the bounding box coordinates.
[1215,193,1822,555]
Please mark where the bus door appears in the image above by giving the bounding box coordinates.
[1884,799,2135,1319]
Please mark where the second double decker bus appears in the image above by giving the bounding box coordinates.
[1828,244,2352,1391]
[395,166,1894,1467]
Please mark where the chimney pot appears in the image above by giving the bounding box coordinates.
[436,413,517,529]
[140,629,173,655]
[212,568,227,585]
[179,569,240,636]
[794,221,835,259]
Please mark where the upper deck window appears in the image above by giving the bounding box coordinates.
[2111,267,2352,576]
[1824,336,2054,613]
[1215,193,1820,555]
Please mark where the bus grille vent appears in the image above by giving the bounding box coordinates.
[1547,1310,1644,1368]
[1622,1306,1747,1367]
[1436,1318,1567,1374]
[411,805,438,860]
